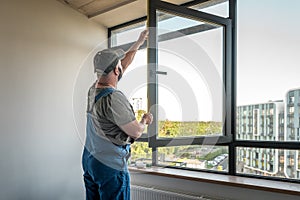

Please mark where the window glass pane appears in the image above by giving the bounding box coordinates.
[237,0,300,142]
[110,21,146,47]
[130,142,152,168]
[161,0,229,18]
[158,145,228,172]
[237,147,300,180]
[157,10,224,138]
[157,11,205,35]
[111,24,148,122]
[118,49,148,127]
[111,23,150,167]
[111,23,150,172]
[190,0,229,18]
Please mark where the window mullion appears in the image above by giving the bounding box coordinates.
[147,0,158,165]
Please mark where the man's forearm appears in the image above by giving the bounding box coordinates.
[121,42,143,72]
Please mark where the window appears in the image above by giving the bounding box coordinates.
[236,147,285,178]
[109,0,300,183]
[156,10,224,138]
[289,95,295,104]
[109,22,150,166]
[110,20,146,47]
[162,0,229,18]
[157,145,228,171]
[190,0,229,18]
[253,109,259,136]
[130,142,152,167]
[289,106,294,114]
[236,0,300,180]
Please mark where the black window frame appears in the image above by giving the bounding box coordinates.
[108,0,300,184]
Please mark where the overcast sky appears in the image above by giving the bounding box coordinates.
[237,0,300,105]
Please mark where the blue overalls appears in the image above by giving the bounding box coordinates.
[82,88,131,200]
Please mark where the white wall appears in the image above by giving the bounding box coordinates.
[0,0,106,199]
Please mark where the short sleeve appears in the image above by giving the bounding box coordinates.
[108,91,136,126]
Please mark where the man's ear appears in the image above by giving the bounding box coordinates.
[113,66,119,75]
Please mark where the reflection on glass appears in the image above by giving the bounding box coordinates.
[236,147,300,180]
[157,10,224,137]
[158,145,228,172]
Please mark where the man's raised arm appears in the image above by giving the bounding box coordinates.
[121,30,149,73]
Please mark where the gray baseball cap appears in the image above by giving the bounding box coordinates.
[94,48,125,75]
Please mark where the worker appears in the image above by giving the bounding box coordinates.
[82,30,153,200]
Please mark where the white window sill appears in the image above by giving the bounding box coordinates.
[129,167,300,196]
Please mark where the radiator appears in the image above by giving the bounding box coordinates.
[131,185,216,200]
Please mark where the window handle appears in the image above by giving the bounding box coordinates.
[155,71,167,75]
[150,70,167,77]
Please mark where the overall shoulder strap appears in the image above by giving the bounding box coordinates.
[94,87,115,103]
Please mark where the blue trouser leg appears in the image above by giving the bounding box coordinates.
[83,171,100,200]
[82,148,130,200]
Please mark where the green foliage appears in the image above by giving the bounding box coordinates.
[200,147,227,161]
[159,120,180,137]
[159,120,222,137]
[131,114,224,164]
[136,110,146,121]
[130,142,151,161]
[206,163,214,169]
